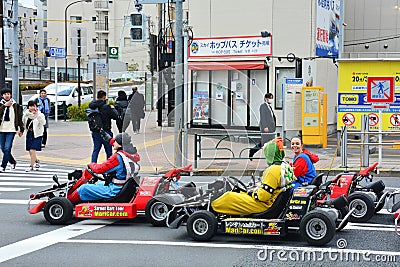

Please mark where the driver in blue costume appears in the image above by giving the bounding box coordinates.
[68,132,140,204]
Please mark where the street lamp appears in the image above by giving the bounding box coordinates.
[64,0,92,81]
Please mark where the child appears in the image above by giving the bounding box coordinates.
[23,100,46,172]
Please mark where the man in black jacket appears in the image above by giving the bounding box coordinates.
[249,93,276,160]
[89,90,118,163]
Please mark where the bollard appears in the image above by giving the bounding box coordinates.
[341,126,347,168]
[63,101,67,121]
[361,114,369,167]
[194,134,198,169]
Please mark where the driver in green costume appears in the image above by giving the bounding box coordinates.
[211,137,296,215]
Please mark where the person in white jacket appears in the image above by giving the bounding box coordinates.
[23,100,46,172]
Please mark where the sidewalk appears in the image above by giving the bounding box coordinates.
[9,110,400,176]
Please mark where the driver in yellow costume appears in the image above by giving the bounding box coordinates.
[211,137,296,215]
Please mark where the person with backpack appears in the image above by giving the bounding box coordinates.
[114,90,129,133]
[68,132,140,204]
[88,90,119,163]
[35,89,50,148]
[0,88,24,172]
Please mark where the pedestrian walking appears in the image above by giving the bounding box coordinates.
[35,89,50,148]
[249,93,276,160]
[88,90,119,163]
[23,100,46,172]
[0,88,24,172]
[127,86,145,134]
[114,90,129,133]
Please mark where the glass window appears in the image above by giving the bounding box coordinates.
[231,70,248,127]
[249,70,268,127]
[210,70,228,125]
[275,68,295,109]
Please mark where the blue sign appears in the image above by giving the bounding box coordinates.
[285,78,303,84]
[49,47,66,58]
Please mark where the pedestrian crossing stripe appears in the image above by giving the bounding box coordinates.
[0,188,30,192]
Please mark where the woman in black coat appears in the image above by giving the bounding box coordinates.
[114,90,129,133]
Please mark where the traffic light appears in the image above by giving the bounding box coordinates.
[130,12,146,42]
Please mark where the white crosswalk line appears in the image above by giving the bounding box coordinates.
[0,164,77,193]
[0,188,30,192]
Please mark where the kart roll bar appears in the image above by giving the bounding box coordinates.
[359,162,378,177]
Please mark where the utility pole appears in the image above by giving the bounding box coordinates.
[174,0,183,167]
[12,0,19,102]
[77,28,81,107]
[0,0,5,90]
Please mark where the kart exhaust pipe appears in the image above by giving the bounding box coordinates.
[337,207,356,230]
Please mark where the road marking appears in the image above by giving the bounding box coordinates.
[0,199,42,204]
[17,135,175,168]
[0,182,52,187]
[63,239,400,256]
[0,220,114,263]
[0,188,29,192]
[0,177,66,182]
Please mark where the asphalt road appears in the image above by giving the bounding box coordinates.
[0,166,400,266]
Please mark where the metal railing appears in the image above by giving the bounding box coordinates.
[193,133,275,168]
[340,115,400,167]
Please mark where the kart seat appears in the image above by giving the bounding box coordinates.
[94,178,138,203]
[249,190,291,218]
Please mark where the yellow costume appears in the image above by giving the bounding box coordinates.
[211,137,296,215]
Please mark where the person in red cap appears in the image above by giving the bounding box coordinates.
[68,132,140,204]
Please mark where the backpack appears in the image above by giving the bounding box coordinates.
[85,107,103,132]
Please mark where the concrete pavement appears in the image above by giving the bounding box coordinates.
[7,110,400,176]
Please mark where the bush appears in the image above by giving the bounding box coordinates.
[66,100,115,121]
[67,102,90,121]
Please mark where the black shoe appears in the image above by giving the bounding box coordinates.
[249,150,256,161]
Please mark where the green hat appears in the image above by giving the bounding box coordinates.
[263,137,285,165]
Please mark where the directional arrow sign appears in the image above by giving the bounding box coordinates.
[49,47,66,58]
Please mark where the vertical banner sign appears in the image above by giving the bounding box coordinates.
[316,0,340,58]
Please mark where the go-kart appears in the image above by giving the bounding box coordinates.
[395,209,400,236]
[162,176,349,246]
[319,162,386,222]
[28,164,193,225]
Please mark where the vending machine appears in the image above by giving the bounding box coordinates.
[301,86,327,148]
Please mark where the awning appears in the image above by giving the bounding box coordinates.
[188,60,267,70]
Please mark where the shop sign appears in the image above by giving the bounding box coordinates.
[189,35,272,58]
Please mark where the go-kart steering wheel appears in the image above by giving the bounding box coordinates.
[227,176,248,193]
[86,167,104,182]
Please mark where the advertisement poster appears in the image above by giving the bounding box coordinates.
[193,91,209,123]
[302,59,316,87]
[316,0,340,58]
[337,61,400,130]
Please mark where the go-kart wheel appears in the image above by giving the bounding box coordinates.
[145,198,171,227]
[187,210,218,241]
[348,192,375,222]
[374,190,385,213]
[300,210,336,246]
[336,206,349,232]
[226,176,247,193]
[43,197,73,225]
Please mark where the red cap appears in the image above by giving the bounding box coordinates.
[110,138,115,146]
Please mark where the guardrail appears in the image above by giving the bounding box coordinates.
[193,133,275,168]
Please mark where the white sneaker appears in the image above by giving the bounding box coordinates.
[25,166,33,172]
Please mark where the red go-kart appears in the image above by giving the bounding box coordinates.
[319,162,386,222]
[28,164,193,225]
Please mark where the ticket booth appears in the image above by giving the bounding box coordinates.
[301,86,327,148]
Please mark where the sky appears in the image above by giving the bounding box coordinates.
[18,0,36,9]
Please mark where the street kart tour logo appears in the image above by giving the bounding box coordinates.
[190,42,199,54]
